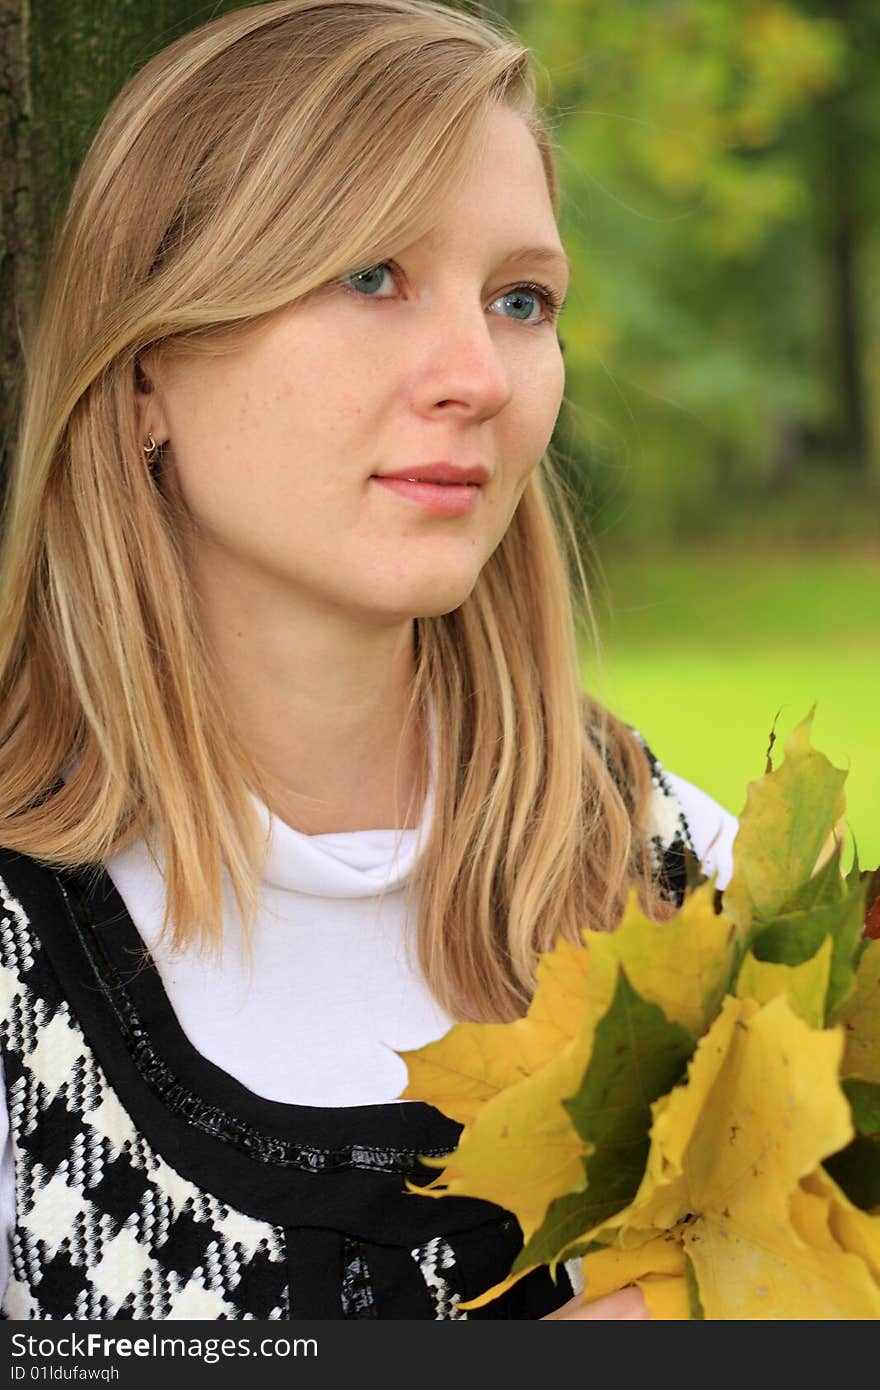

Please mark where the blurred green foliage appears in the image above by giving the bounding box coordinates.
[15,0,880,551]
[494,0,880,544]
[2,0,874,840]
[586,543,879,854]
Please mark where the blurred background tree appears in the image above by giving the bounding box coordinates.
[495,0,879,853]
[1,0,877,850]
[502,0,880,541]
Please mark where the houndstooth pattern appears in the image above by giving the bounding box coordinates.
[640,746,696,904]
[0,871,290,1321]
[411,1235,467,1320]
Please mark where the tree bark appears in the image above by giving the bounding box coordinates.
[0,0,35,484]
[0,1,244,486]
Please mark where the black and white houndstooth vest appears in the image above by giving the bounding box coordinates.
[0,751,694,1321]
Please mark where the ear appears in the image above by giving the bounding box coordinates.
[134,353,171,447]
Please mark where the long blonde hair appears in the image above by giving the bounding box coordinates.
[0,0,661,1022]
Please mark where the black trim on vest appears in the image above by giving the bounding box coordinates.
[0,847,503,1248]
[1,845,575,1317]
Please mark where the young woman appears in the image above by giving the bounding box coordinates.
[0,0,736,1321]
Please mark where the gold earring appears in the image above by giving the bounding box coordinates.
[142,434,160,461]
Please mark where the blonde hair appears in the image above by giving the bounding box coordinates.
[0,0,661,1022]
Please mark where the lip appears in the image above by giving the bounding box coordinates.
[370,461,489,518]
[371,476,482,517]
[375,461,490,486]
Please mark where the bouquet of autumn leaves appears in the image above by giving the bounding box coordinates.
[397,713,880,1319]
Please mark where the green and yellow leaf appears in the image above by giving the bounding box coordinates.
[587,996,878,1318]
[734,932,831,1027]
[398,714,879,1319]
[512,969,693,1274]
[834,939,880,1084]
[723,711,847,939]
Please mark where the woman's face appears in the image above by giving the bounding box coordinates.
[138,104,568,624]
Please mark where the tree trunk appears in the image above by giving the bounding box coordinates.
[0,1,245,487]
[0,0,35,484]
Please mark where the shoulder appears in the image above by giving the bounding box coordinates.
[0,845,66,905]
[631,734,739,892]
[662,771,738,890]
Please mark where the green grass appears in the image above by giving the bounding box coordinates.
[581,545,880,865]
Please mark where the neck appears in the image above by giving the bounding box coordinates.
[190,543,425,835]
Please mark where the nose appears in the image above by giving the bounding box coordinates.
[409,305,513,422]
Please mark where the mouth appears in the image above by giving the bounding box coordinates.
[370,474,484,517]
[374,462,490,487]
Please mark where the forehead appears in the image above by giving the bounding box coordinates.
[411,104,564,265]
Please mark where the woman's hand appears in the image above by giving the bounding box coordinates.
[541,1286,649,1320]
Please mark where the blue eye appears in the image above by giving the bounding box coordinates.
[491,286,555,324]
[497,291,538,321]
[343,263,396,296]
[340,261,564,323]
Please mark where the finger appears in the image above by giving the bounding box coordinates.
[543,1285,649,1320]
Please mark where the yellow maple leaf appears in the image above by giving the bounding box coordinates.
[400,882,736,1137]
[585,880,737,1037]
[398,936,603,1126]
[399,885,740,1310]
[802,1167,880,1282]
[427,964,698,1313]
[401,934,616,1239]
[789,1181,841,1253]
[574,1160,880,1321]
[582,995,879,1318]
[411,1028,591,1241]
[406,948,698,1292]
[640,1275,692,1320]
[580,1234,690,1318]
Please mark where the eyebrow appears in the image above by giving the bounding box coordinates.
[501,246,571,278]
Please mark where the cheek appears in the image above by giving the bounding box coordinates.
[508,352,564,471]
[164,355,331,509]
[535,350,565,436]
[163,416,289,567]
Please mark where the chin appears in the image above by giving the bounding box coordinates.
[416,595,474,619]
[383,575,482,622]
